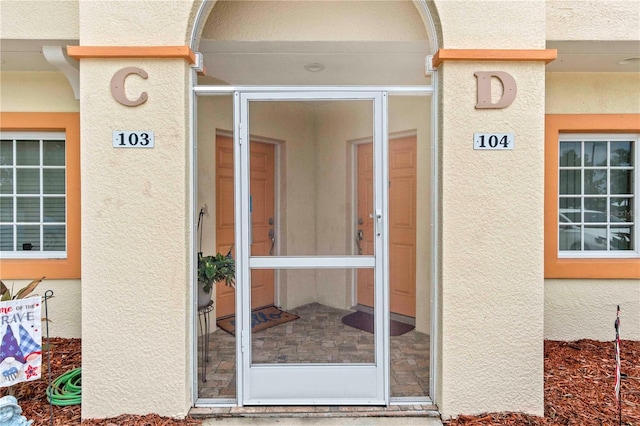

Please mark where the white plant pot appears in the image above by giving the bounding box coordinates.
[198,281,212,309]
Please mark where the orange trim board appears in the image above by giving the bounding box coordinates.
[0,113,81,280]
[432,49,557,68]
[67,45,196,65]
[544,114,640,279]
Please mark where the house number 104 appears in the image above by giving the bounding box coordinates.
[112,131,155,148]
[473,133,514,150]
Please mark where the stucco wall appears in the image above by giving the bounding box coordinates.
[546,1,640,41]
[2,0,589,420]
[439,62,546,417]
[544,72,640,342]
[545,280,640,341]
[0,0,79,39]
[80,59,193,419]
[76,0,202,419]
[435,0,546,48]
[203,0,428,41]
[546,73,640,114]
[79,0,194,45]
[0,72,79,112]
[435,0,547,417]
[0,72,81,338]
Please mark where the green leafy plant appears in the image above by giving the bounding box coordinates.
[0,276,45,301]
[198,253,235,293]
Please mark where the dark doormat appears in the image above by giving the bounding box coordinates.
[216,305,299,336]
[341,310,415,337]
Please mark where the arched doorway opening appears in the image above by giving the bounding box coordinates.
[189,0,440,407]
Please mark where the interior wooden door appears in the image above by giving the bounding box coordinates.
[247,141,276,311]
[356,143,375,309]
[215,135,275,318]
[357,135,417,317]
[215,136,235,318]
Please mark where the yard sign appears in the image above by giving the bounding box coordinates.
[0,297,42,387]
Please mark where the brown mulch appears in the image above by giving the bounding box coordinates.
[81,414,202,426]
[2,338,638,425]
[0,338,201,426]
[445,339,640,426]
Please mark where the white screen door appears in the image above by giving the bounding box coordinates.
[235,91,389,405]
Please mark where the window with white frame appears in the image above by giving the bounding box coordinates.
[0,132,67,258]
[558,133,638,257]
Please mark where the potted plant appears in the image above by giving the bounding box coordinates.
[197,251,235,309]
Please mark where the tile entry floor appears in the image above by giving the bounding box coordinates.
[198,303,429,399]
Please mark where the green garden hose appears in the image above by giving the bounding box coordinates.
[46,367,81,406]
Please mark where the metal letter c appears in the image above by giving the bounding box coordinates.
[110,67,149,107]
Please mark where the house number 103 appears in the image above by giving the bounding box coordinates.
[112,131,155,148]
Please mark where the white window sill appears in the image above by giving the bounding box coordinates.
[558,251,640,259]
[0,252,67,260]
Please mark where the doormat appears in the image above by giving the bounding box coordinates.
[341,310,415,337]
[216,306,299,336]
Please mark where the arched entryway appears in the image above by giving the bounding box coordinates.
[189,0,440,408]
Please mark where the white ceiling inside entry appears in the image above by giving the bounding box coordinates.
[196,40,432,85]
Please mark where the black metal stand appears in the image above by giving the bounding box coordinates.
[198,300,214,382]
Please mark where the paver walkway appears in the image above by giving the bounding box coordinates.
[199,303,429,399]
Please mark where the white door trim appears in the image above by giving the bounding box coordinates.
[192,85,437,408]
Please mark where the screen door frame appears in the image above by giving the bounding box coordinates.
[235,90,390,405]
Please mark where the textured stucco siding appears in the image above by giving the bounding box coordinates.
[435,0,546,418]
[0,72,79,112]
[547,1,640,41]
[544,72,640,342]
[202,0,428,41]
[546,73,640,114]
[435,0,546,48]
[9,0,630,420]
[77,0,202,419]
[0,71,80,338]
[79,0,195,45]
[439,62,545,418]
[80,58,193,419]
[545,280,640,341]
[0,0,79,39]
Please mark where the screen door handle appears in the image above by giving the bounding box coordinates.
[370,210,382,236]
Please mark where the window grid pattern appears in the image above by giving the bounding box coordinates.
[558,134,636,256]
[0,133,67,257]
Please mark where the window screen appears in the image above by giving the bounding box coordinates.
[0,132,67,258]
[558,134,636,256]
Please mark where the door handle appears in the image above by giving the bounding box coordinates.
[356,229,364,255]
[371,210,382,236]
[268,228,275,255]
